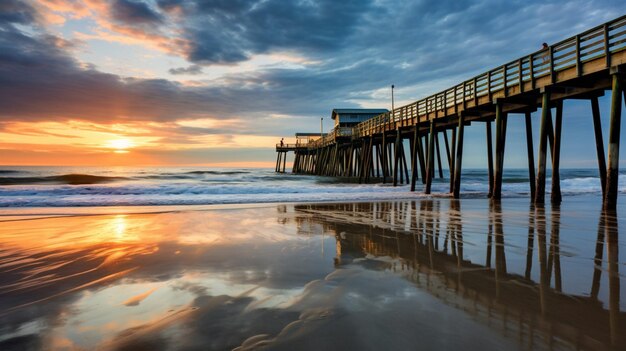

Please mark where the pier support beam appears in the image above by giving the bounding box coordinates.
[393,130,401,186]
[591,96,607,196]
[365,137,374,182]
[453,114,465,199]
[425,121,436,194]
[281,152,287,173]
[411,126,419,191]
[551,100,563,204]
[401,142,409,184]
[525,112,536,200]
[486,120,494,198]
[417,134,427,183]
[493,100,507,200]
[605,72,623,209]
[449,127,457,193]
[435,132,444,179]
[535,90,551,204]
[382,133,388,183]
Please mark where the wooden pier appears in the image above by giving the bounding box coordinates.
[276,15,626,208]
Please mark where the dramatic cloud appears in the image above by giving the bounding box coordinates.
[110,0,163,26]
[0,0,38,25]
[173,0,376,65]
[0,0,624,165]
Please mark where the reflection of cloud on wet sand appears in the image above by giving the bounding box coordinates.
[233,265,516,351]
[100,260,516,351]
[0,207,335,350]
[123,287,159,307]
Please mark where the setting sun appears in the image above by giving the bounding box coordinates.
[107,139,134,153]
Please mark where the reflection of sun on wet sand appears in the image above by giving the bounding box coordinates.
[0,197,623,350]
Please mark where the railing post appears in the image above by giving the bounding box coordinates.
[549,45,555,84]
[461,82,466,110]
[487,70,492,101]
[529,54,535,90]
[473,77,478,106]
[604,23,611,68]
[575,34,582,77]
[518,59,523,93]
[502,65,508,97]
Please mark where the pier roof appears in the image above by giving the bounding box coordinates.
[331,108,389,120]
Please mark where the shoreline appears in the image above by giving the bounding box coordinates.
[0,192,609,219]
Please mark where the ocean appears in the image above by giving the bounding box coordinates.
[0,166,622,207]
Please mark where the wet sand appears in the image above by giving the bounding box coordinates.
[0,197,624,350]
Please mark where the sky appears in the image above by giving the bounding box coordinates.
[0,0,625,167]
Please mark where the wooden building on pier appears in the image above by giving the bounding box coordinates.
[332,109,389,128]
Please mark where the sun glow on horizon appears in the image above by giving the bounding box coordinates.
[107,139,134,153]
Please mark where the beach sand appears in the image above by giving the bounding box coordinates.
[0,197,624,350]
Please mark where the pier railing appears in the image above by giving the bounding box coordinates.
[302,14,626,144]
[306,127,353,149]
[352,14,626,138]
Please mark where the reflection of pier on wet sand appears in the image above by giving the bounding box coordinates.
[294,200,624,350]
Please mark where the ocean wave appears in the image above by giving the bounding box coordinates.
[185,170,251,175]
[0,174,128,185]
[0,170,23,174]
[0,168,621,207]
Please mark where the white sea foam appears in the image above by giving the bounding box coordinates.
[0,167,623,207]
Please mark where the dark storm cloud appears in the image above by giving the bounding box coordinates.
[0,0,37,26]
[178,0,376,64]
[110,0,164,26]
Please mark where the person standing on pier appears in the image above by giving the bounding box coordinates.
[280,138,284,147]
